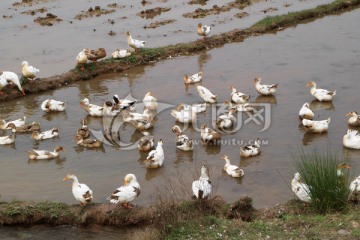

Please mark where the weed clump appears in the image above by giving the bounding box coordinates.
[293,149,351,213]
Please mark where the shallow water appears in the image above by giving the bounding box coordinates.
[0,225,127,239]
[0,0,335,76]
[1,9,360,211]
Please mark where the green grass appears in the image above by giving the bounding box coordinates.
[293,149,351,213]
[251,0,360,30]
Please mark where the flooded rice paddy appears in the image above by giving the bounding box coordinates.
[0,9,360,212]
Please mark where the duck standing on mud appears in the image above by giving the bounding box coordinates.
[63,174,93,206]
[21,61,40,83]
[197,23,211,40]
[76,48,89,71]
[107,173,141,208]
[126,31,146,54]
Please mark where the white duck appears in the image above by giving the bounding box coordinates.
[145,139,164,168]
[80,98,104,117]
[130,118,153,131]
[291,172,311,203]
[41,99,66,112]
[171,105,196,124]
[112,49,132,59]
[143,92,157,110]
[172,125,193,151]
[0,116,26,130]
[197,23,211,40]
[299,102,314,120]
[240,139,261,157]
[197,86,217,103]
[103,101,122,117]
[302,118,330,133]
[221,155,244,178]
[138,131,154,151]
[216,108,236,129]
[26,146,66,160]
[343,129,360,149]
[122,107,152,123]
[200,124,221,145]
[31,128,59,140]
[0,128,16,145]
[126,31,146,54]
[76,48,89,70]
[192,165,212,199]
[21,61,40,82]
[175,103,206,114]
[63,174,93,206]
[346,111,360,127]
[230,86,250,104]
[107,173,141,208]
[224,101,254,112]
[113,94,136,111]
[349,176,360,203]
[0,71,25,95]
[254,77,278,95]
[306,81,336,102]
[184,71,202,84]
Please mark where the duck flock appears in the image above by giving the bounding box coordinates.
[1,23,360,208]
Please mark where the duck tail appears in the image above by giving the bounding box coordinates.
[347,129,359,138]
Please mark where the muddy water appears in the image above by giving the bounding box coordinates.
[1,9,360,212]
[0,225,127,239]
[0,0,335,76]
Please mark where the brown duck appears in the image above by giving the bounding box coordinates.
[86,48,106,63]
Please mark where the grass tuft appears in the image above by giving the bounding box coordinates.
[293,148,350,213]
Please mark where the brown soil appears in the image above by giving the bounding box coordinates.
[261,7,279,14]
[12,0,48,7]
[183,0,260,18]
[34,13,62,26]
[21,7,47,16]
[137,7,171,19]
[0,0,359,103]
[107,3,126,9]
[234,11,249,18]
[144,19,176,29]
[188,0,209,6]
[75,6,115,20]
[108,30,117,36]
[3,15,13,19]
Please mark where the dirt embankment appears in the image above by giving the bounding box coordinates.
[1,0,359,103]
[0,195,240,227]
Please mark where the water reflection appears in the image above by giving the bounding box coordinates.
[198,50,212,72]
[42,111,68,122]
[342,147,360,159]
[310,99,335,111]
[145,166,165,181]
[203,144,221,155]
[73,146,106,154]
[174,149,194,163]
[28,157,66,166]
[254,95,277,104]
[302,131,328,146]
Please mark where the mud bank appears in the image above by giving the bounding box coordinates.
[1,0,359,103]
[0,196,236,227]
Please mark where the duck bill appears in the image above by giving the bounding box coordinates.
[346,113,351,116]
[63,177,69,181]
[124,179,129,186]
[62,148,67,153]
